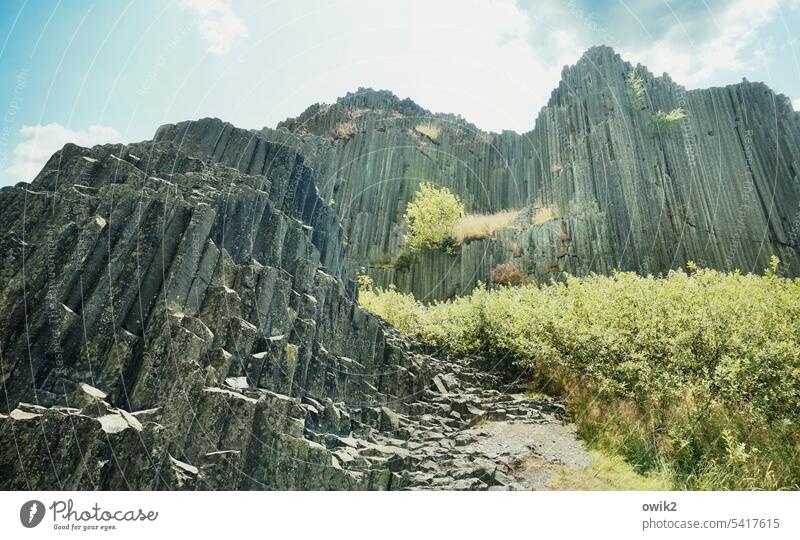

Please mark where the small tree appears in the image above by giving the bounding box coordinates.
[404,182,464,251]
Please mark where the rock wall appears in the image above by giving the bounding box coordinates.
[2,45,800,490]
[0,131,432,489]
[519,46,800,281]
[255,47,800,299]
[258,90,534,300]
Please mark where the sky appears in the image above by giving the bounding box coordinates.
[0,0,798,186]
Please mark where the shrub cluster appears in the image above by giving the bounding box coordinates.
[626,69,646,109]
[404,182,464,251]
[415,122,441,142]
[359,259,800,489]
[332,121,357,140]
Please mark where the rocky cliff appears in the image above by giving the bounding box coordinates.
[0,128,434,489]
[255,46,800,299]
[1,45,799,490]
[0,119,572,490]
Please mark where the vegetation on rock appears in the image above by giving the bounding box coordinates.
[626,69,646,109]
[647,108,687,134]
[452,209,521,243]
[415,122,441,142]
[404,182,464,251]
[531,205,561,225]
[332,121,357,140]
[490,262,529,286]
[359,258,800,489]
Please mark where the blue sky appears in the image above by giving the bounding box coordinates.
[1,0,798,186]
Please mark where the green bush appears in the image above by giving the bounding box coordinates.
[647,108,687,134]
[359,259,800,489]
[404,182,464,251]
[394,249,414,271]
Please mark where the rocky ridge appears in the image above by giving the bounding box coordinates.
[2,44,799,490]
[0,119,580,490]
[257,46,800,299]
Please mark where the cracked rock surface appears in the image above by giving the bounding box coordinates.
[0,120,587,490]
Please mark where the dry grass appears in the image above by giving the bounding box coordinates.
[332,121,357,140]
[490,262,529,286]
[452,209,521,243]
[415,122,441,142]
[532,205,561,225]
[551,158,569,173]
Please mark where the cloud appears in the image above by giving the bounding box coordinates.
[794,98,800,110]
[377,0,584,132]
[516,0,780,88]
[180,0,248,56]
[6,123,124,182]
[631,0,778,85]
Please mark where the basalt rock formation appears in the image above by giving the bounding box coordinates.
[0,130,431,489]
[0,116,569,490]
[1,45,800,490]
[257,46,800,299]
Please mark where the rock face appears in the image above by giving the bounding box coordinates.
[1,45,799,490]
[518,46,800,282]
[257,46,800,299]
[0,119,576,490]
[0,130,432,489]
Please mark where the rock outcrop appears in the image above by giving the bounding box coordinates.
[256,46,800,299]
[2,45,799,490]
[0,120,577,490]
[0,131,431,489]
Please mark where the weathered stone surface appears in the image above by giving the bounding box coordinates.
[0,130,430,489]
[2,45,799,490]
[252,47,800,299]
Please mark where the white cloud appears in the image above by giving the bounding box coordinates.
[794,98,800,110]
[620,0,779,86]
[6,123,124,182]
[180,0,248,56]
[367,0,584,132]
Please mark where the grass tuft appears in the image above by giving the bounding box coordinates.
[453,209,521,243]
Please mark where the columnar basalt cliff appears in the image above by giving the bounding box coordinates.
[0,121,569,490]
[0,131,435,489]
[1,46,799,490]
[519,46,800,282]
[256,46,800,299]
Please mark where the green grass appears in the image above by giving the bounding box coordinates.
[359,258,800,490]
[547,450,671,490]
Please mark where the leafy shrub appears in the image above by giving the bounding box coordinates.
[359,259,800,489]
[394,249,414,271]
[356,273,373,291]
[490,262,529,286]
[415,123,441,142]
[359,283,420,332]
[369,251,414,270]
[626,69,646,109]
[647,108,687,134]
[404,182,464,251]
[453,209,521,243]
